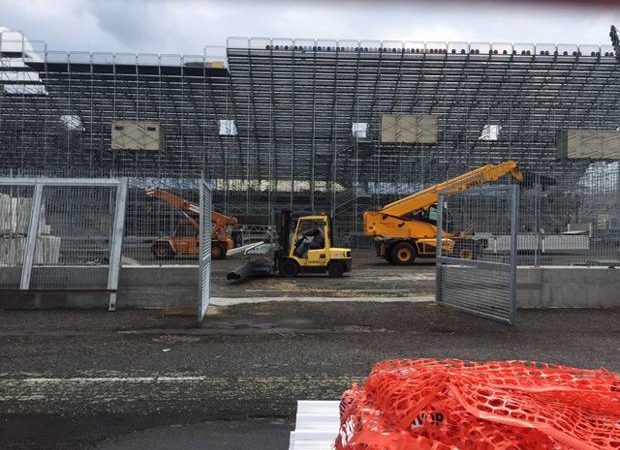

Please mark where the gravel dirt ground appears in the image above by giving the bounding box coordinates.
[211,248,436,298]
[1,250,618,449]
[0,301,618,449]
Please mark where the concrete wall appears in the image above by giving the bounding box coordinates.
[0,266,198,309]
[119,266,198,309]
[0,265,617,309]
[517,266,619,309]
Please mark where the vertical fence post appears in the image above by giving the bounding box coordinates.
[107,178,128,311]
[20,182,44,290]
[435,193,445,305]
[616,162,620,247]
[534,174,541,267]
[509,184,520,325]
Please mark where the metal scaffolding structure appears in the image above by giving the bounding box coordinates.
[1,31,619,237]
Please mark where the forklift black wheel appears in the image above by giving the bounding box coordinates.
[391,242,416,265]
[212,244,226,260]
[327,261,346,278]
[152,243,174,260]
[278,258,299,278]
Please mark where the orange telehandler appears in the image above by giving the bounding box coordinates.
[363,161,524,265]
[145,188,237,260]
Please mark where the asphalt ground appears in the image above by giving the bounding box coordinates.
[0,302,618,449]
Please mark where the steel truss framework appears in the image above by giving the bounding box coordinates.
[0,34,619,233]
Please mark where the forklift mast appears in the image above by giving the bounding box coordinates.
[328,215,335,247]
[277,209,292,255]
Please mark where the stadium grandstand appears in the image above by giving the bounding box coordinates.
[0,29,618,235]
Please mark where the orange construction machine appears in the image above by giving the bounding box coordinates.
[363,161,523,265]
[145,188,237,260]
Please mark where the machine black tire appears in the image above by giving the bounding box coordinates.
[211,243,227,260]
[153,242,174,260]
[383,250,394,264]
[327,261,346,278]
[473,242,485,260]
[278,258,299,278]
[390,242,416,265]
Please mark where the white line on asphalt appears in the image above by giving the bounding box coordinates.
[8,376,215,383]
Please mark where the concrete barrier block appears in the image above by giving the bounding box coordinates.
[517,266,620,308]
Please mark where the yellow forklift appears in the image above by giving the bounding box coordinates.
[227,210,352,280]
[275,211,352,278]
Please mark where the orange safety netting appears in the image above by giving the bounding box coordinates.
[335,359,620,450]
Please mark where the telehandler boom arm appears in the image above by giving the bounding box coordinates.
[145,188,238,240]
[363,161,523,240]
[375,161,523,218]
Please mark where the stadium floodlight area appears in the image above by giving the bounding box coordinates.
[0,30,619,236]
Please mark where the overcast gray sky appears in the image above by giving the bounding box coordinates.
[2,0,620,55]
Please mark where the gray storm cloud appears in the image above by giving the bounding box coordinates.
[1,0,620,55]
[85,0,157,46]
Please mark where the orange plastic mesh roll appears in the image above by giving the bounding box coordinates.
[335,359,620,450]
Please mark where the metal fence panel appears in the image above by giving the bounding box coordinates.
[436,185,518,325]
[0,184,36,288]
[28,184,118,289]
[198,179,212,322]
[518,163,619,266]
[0,178,126,310]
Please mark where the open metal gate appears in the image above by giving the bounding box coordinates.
[197,179,213,322]
[436,185,519,325]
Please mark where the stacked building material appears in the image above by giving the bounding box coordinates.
[0,194,60,265]
[0,236,62,265]
[0,194,51,235]
[484,233,589,253]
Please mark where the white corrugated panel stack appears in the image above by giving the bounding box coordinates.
[486,234,589,253]
[0,236,62,265]
[289,400,340,450]
[0,194,50,235]
[0,194,59,265]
